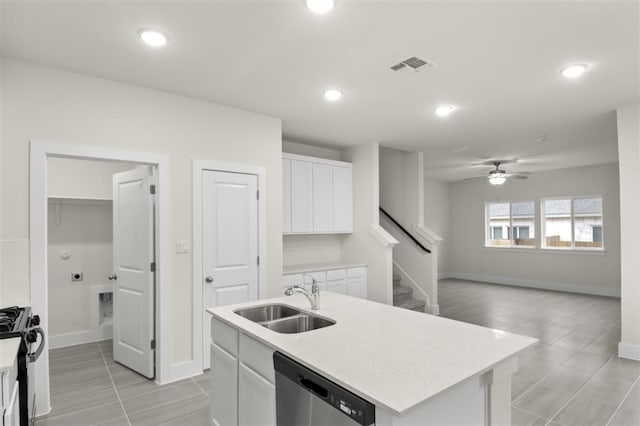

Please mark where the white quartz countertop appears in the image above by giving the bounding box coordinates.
[282,262,367,274]
[208,292,537,415]
[0,338,21,373]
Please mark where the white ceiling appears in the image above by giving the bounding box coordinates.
[1,1,638,181]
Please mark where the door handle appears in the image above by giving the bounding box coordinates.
[205,276,214,283]
[108,274,117,281]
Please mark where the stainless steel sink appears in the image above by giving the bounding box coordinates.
[234,304,301,323]
[263,315,336,334]
[234,303,335,334]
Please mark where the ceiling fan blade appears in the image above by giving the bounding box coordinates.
[461,176,487,181]
[507,174,528,180]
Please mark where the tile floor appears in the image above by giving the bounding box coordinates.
[439,279,640,426]
[37,279,639,426]
[36,339,210,426]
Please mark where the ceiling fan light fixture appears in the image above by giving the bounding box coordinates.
[306,0,335,14]
[489,176,506,185]
[488,169,506,185]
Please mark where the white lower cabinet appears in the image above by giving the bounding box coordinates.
[210,319,276,426]
[238,364,276,426]
[210,343,238,426]
[284,266,367,299]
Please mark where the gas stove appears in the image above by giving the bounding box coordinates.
[0,306,44,426]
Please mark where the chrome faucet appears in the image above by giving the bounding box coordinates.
[284,272,320,310]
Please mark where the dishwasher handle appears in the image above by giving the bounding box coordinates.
[298,375,329,398]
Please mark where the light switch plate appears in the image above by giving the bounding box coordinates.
[176,240,190,254]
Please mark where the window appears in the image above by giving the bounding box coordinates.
[486,201,535,247]
[542,197,603,249]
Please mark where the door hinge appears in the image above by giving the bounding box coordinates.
[150,184,156,195]
[256,190,259,200]
[150,339,156,350]
[257,256,260,266]
[150,262,156,272]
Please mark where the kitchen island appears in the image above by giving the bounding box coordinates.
[207,291,537,425]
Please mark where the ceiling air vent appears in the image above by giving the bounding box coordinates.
[390,56,436,72]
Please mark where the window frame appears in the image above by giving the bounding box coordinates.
[485,201,536,249]
[541,195,604,251]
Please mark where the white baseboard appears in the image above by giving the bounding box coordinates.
[446,272,620,298]
[163,360,203,385]
[618,342,640,361]
[49,325,113,349]
[438,272,453,280]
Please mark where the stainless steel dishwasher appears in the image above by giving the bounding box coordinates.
[273,351,375,426]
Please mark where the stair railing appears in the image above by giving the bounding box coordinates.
[379,207,431,254]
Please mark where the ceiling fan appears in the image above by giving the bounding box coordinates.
[465,160,530,185]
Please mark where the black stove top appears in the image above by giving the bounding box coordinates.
[0,306,31,338]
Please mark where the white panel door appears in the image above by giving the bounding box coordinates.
[112,168,155,378]
[282,159,291,234]
[290,160,313,233]
[312,163,333,232]
[203,170,259,369]
[333,166,353,233]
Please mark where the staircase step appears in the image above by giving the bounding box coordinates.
[394,298,426,313]
[393,285,413,298]
[393,274,401,286]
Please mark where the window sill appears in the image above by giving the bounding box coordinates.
[483,246,606,256]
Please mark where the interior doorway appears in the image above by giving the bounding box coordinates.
[30,141,171,417]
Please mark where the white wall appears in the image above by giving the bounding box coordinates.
[342,143,395,304]
[424,178,451,275]
[449,163,621,297]
[48,158,136,199]
[617,103,640,360]
[47,200,112,336]
[379,146,422,226]
[282,140,344,267]
[0,58,282,364]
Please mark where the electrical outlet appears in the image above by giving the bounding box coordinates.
[71,272,83,281]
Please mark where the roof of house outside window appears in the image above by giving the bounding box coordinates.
[544,198,602,215]
[489,202,534,218]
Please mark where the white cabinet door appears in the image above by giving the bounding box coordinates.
[211,343,238,426]
[347,276,366,298]
[3,381,19,426]
[333,166,353,233]
[282,159,291,234]
[290,160,313,233]
[312,163,333,232]
[239,364,276,426]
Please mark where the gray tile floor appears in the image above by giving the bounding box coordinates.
[36,339,210,426]
[38,279,639,426]
[439,278,640,426]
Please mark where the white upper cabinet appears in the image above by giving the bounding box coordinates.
[332,166,353,233]
[290,159,313,233]
[283,153,353,234]
[282,159,291,234]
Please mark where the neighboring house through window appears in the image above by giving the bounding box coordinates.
[542,197,603,249]
[486,201,535,248]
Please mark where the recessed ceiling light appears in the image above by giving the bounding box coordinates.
[324,89,342,101]
[138,29,168,47]
[306,0,335,14]
[561,64,588,78]
[435,105,455,117]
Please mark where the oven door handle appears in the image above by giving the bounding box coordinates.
[28,327,46,363]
